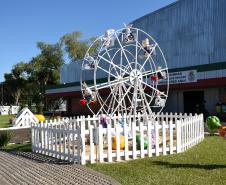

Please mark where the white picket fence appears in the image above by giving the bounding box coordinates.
[31,112,204,165]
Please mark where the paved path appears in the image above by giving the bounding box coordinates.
[0,151,120,185]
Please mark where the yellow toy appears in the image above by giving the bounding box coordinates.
[35,114,45,122]
[112,135,125,150]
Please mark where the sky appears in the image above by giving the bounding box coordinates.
[0,0,177,82]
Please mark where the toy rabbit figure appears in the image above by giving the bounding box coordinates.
[154,93,166,107]
[100,114,108,128]
[102,29,115,47]
[142,38,155,58]
[157,66,167,80]
[84,54,95,69]
[124,24,134,42]
[82,82,95,103]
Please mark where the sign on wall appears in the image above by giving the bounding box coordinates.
[158,70,197,85]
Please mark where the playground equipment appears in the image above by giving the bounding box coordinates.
[80,24,169,119]
[136,134,148,150]
[35,114,45,122]
[218,126,226,138]
[206,116,221,134]
[12,108,38,127]
[112,135,125,150]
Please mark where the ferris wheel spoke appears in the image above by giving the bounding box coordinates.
[121,83,132,105]
[141,81,167,97]
[105,48,120,76]
[114,32,133,71]
[135,29,139,70]
[96,85,118,115]
[111,86,132,116]
[140,43,157,69]
[96,93,108,114]
[98,55,129,75]
[138,82,153,115]
[141,67,168,78]
[94,78,130,91]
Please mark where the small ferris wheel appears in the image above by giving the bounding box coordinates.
[80,24,169,119]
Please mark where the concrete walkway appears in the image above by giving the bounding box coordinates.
[0,151,120,185]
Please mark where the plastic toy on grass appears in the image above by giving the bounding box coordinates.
[136,134,148,150]
[100,114,108,128]
[35,114,45,122]
[218,126,226,138]
[206,116,221,134]
[112,135,125,150]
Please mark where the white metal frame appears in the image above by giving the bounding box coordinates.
[81,26,169,118]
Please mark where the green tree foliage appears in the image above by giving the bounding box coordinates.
[26,42,64,113]
[60,31,99,62]
[4,62,28,105]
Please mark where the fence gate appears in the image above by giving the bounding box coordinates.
[31,121,81,163]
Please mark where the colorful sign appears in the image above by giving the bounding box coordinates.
[158,70,197,85]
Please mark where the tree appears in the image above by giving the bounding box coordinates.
[26,42,64,113]
[60,31,99,62]
[4,62,28,105]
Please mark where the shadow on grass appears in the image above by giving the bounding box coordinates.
[152,161,226,170]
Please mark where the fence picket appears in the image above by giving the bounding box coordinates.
[81,117,86,165]
[147,121,152,157]
[155,121,159,156]
[162,121,166,155]
[140,120,144,158]
[169,120,174,154]
[99,124,104,163]
[132,120,137,159]
[89,125,95,164]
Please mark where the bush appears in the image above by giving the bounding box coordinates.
[0,131,13,148]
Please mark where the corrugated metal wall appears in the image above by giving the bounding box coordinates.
[61,0,226,84]
[132,0,226,69]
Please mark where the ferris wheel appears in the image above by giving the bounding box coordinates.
[80,24,169,118]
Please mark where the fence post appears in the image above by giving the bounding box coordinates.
[81,116,86,165]
[116,123,121,162]
[89,125,95,164]
[99,124,104,163]
[132,120,137,159]
[147,121,153,157]
[124,122,129,160]
[140,119,144,158]
[176,120,181,153]
[107,123,112,162]
[169,120,174,154]
[162,121,166,155]
[155,121,159,156]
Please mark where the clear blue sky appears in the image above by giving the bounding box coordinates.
[0,0,176,82]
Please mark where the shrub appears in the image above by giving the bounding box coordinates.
[0,131,13,148]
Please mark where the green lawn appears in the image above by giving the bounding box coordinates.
[2,142,31,152]
[0,115,14,128]
[88,136,226,185]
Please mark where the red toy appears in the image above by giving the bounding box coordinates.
[151,76,158,81]
[79,99,87,105]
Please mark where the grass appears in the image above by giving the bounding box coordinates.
[88,136,226,185]
[2,142,32,152]
[0,115,14,128]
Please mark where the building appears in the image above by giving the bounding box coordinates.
[46,0,226,118]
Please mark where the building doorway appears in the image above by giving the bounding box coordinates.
[184,91,204,114]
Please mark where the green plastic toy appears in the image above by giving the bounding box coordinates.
[136,135,148,150]
[206,116,221,134]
